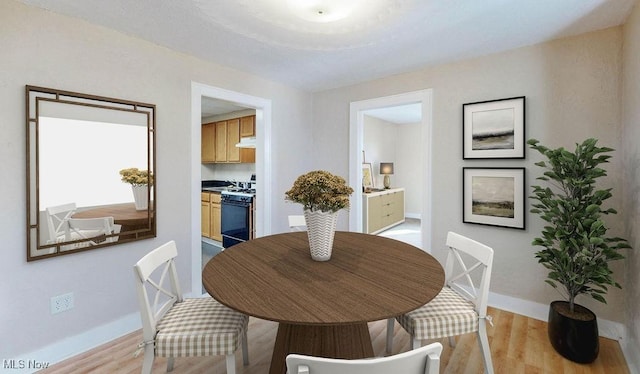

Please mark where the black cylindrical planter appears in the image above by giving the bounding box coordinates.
[548,300,599,363]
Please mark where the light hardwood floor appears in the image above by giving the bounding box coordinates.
[40,307,628,374]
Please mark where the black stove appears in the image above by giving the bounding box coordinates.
[221,190,255,249]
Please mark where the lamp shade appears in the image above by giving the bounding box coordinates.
[380,162,394,175]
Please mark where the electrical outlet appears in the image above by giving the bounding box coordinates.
[51,292,74,314]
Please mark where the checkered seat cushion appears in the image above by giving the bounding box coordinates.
[396,286,478,340]
[155,297,249,357]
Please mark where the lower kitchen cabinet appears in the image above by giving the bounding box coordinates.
[201,192,222,241]
[211,195,221,241]
[201,194,211,238]
[362,188,405,234]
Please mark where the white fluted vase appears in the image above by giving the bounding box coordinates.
[303,209,338,261]
[131,185,148,210]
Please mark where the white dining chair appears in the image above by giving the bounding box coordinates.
[386,231,495,374]
[288,215,306,231]
[45,202,77,243]
[133,240,249,374]
[65,217,121,248]
[286,342,442,374]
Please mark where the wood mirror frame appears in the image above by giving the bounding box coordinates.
[26,85,156,261]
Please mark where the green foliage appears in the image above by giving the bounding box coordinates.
[528,138,630,313]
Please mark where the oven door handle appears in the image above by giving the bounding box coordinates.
[222,201,251,207]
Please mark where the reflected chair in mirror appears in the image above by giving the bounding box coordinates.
[133,240,249,374]
[288,215,306,232]
[45,202,77,244]
[65,217,121,248]
[286,342,442,374]
[386,231,495,374]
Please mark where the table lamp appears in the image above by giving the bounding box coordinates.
[380,162,394,189]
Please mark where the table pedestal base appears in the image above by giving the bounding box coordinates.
[269,322,374,374]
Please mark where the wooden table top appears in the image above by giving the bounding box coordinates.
[203,231,445,325]
[72,202,152,224]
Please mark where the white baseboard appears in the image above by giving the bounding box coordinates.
[488,291,624,340]
[620,331,640,374]
[11,291,637,374]
[7,312,141,374]
[405,212,421,219]
[488,291,640,372]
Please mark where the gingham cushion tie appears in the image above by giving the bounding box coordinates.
[481,314,494,327]
[133,340,154,358]
[153,298,248,357]
[397,286,482,340]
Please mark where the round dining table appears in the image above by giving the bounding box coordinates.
[202,231,445,374]
[72,202,154,240]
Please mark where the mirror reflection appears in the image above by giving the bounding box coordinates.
[26,86,156,261]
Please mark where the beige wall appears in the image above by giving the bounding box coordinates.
[4,0,639,369]
[622,1,640,371]
[363,115,398,188]
[1,0,312,359]
[313,27,628,324]
[363,116,423,216]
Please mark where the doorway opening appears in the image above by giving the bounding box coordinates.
[349,89,433,251]
[191,82,273,294]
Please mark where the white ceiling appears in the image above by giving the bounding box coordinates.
[201,98,249,119]
[18,0,636,94]
[364,103,422,125]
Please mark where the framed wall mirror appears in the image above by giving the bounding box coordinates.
[26,86,156,261]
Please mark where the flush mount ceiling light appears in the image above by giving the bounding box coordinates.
[193,0,415,50]
[286,0,365,23]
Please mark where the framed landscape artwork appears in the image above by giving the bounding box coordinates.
[463,96,525,159]
[463,167,525,229]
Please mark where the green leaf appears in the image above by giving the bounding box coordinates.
[545,280,558,288]
[527,137,630,306]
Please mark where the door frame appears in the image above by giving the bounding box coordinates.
[349,89,433,251]
[191,82,272,294]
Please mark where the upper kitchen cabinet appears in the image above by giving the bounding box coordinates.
[202,115,255,164]
[240,115,255,137]
[215,120,228,162]
[227,118,241,162]
[202,122,216,162]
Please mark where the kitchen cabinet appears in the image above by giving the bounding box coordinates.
[227,118,240,162]
[201,122,216,163]
[201,192,211,238]
[201,192,222,241]
[240,115,255,137]
[230,116,255,163]
[215,121,228,162]
[362,188,405,234]
[211,196,221,241]
[202,115,255,164]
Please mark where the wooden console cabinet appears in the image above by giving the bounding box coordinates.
[201,192,222,241]
[362,188,405,234]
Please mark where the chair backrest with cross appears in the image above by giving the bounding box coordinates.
[66,217,121,248]
[444,231,494,317]
[45,203,77,244]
